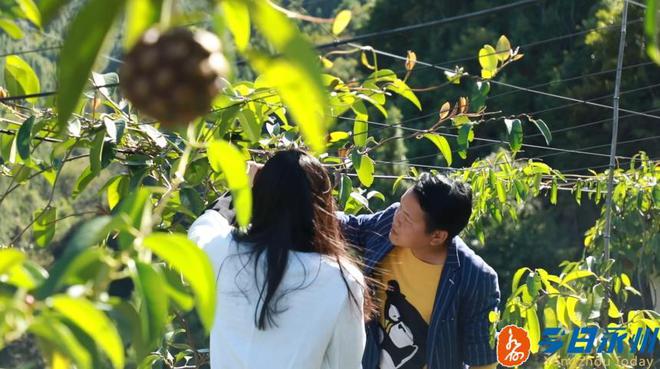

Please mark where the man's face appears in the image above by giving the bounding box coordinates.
[389,188,446,249]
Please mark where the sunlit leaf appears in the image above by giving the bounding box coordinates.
[0,249,25,275]
[646,0,660,64]
[608,299,623,318]
[142,233,216,332]
[478,44,498,69]
[248,1,329,153]
[0,19,24,39]
[562,270,596,284]
[207,139,251,227]
[30,316,92,369]
[5,55,40,104]
[16,0,42,27]
[332,10,352,35]
[124,0,162,49]
[524,307,540,353]
[50,295,124,369]
[422,133,452,166]
[355,154,374,187]
[495,35,511,62]
[221,0,250,51]
[386,79,421,110]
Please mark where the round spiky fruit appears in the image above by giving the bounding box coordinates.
[120,27,229,127]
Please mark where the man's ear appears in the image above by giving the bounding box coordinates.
[430,230,448,247]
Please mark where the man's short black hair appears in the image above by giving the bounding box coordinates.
[411,173,472,239]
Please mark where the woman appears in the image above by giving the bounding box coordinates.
[189,149,367,369]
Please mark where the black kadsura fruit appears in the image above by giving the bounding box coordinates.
[120,27,229,127]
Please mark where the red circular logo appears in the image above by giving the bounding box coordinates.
[497,325,531,367]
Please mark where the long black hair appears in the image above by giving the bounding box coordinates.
[233,149,368,329]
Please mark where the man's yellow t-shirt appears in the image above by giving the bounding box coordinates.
[376,246,443,369]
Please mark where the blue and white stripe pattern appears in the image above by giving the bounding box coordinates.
[337,203,500,369]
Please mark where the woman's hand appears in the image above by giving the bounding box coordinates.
[247,161,264,187]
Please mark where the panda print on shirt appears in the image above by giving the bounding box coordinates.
[378,280,428,369]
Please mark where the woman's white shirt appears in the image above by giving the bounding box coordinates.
[188,210,366,369]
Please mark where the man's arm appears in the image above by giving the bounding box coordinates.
[336,203,398,253]
[460,265,500,368]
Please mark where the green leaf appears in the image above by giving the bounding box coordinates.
[34,207,57,248]
[550,179,558,205]
[89,131,105,174]
[353,119,368,148]
[478,44,498,76]
[36,216,115,298]
[422,133,452,166]
[29,316,92,369]
[72,166,95,199]
[115,188,151,250]
[457,124,472,159]
[332,10,352,35]
[386,79,421,110]
[329,131,349,143]
[524,307,540,354]
[355,154,374,187]
[132,261,169,348]
[248,1,329,154]
[566,296,583,326]
[207,140,251,227]
[16,0,42,27]
[556,296,569,328]
[249,55,328,154]
[511,267,530,295]
[495,181,506,204]
[562,270,596,284]
[495,35,511,62]
[608,299,623,318]
[620,273,631,287]
[0,19,24,39]
[1,131,17,164]
[221,0,250,51]
[50,295,125,369]
[37,0,68,24]
[16,116,35,160]
[367,69,397,82]
[338,174,352,209]
[504,118,523,152]
[124,0,162,49]
[237,109,260,143]
[142,233,216,332]
[5,55,40,104]
[57,0,126,127]
[106,175,127,210]
[531,118,552,145]
[162,267,194,311]
[646,0,660,64]
[0,249,25,275]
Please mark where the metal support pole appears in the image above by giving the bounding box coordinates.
[602,0,629,324]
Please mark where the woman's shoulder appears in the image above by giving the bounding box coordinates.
[318,256,365,291]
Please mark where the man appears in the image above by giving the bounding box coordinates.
[337,173,499,369]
